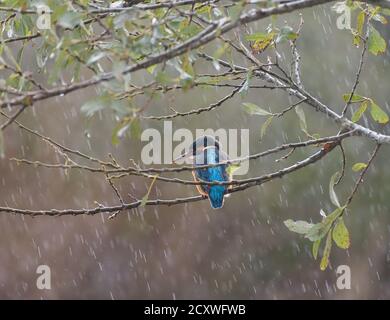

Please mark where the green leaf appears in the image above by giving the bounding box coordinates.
[284,219,314,234]
[111,117,141,145]
[276,26,298,43]
[226,2,244,21]
[130,117,141,140]
[16,45,24,68]
[342,93,365,103]
[111,121,129,145]
[351,100,368,122]
[81,97,109,117]
[332,217,350,249]
[323,206,346,226]
[226,163,240,176]
[242,102,272,116]
[213,43,229,60]
[370,101,389,124]
[245,32,274,41]
[382,8,390,16]
[368,25,386,55]
[110,100,129,116]
[86,51,106,65]
[112,60,127,80]
[354,11,365,46]
[295,105,307,132]
[305,207,345,241]
[329,171,341,207]
[320,230,333,271]
[140,194,149,207]
[239,71,252,97]
[52,5,68,22]
[177,64,194,90]
[352,162,367,171]
[140,175,158,207]
[147,64,157,74]
[305,223,328,241]
[312,239,321,260]
[260,116,273,139]
[156,71,174,85]
[57,12,83,29]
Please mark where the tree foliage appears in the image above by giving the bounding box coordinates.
[0,0,390,270]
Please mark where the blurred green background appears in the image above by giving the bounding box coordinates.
[1,3,390,299]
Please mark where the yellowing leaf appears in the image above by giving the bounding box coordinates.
[226,164,240,176]
[332,217,350,249]
[320,230,333,271]
[140,175,158,207]
[352,162,367,171]
[111,121,130,145]
[351,100,368,122]
[368,25,386,55]
[242,102,272,116]
[252,38,273,53]
[213,43,229,60]
[382,8,390,16]
[295,105,307,132]
[322,206,346,226]
[261,116,273,139]
[245,33,276,53]
[312,239,321,260]
[354,11,365,47]
[130,117,141,140]
[245,32,275,42]
[370,101,389,124]
[147,64,157,74]
[342,93,365,103]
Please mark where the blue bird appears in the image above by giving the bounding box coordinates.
[175,135,231,209]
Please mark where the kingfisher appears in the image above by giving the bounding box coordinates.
[175,135,231,209]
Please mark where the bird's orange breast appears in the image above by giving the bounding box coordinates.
[192,171,208,197]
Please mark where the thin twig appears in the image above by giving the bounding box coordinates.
[344,143,381,210]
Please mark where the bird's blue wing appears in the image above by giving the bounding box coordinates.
[194,148,228,208]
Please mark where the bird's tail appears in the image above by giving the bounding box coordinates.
[208,186,225,209]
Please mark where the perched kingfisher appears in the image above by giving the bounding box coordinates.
[175,135,231,209]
